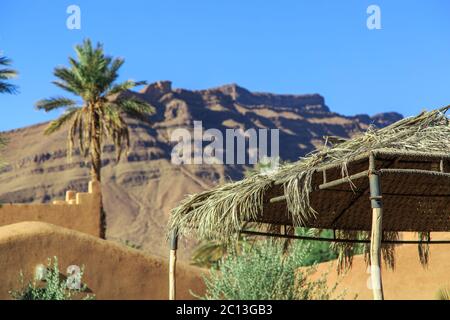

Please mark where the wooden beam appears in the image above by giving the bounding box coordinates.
[269,195,287,204]
[240,230,450,244]
[373,149,450,162]
[319,171,368,190]
[328,158,399,228]
[241,230,369,243]
[322,189,450,198]
[379,168,450,177]
[273,153,370,186]
[169,229,178,300]
[269,170,368,204]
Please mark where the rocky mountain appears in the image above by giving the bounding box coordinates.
[0,81,402,260]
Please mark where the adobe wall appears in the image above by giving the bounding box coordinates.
[314,234,450,300]
[0,222,206,300]
[0,181,101,237]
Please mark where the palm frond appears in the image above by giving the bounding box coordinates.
[53,66,85,96]
[191,241,229,268]
[191,236,252,268]
[44,107,81,135]
[106,80,147,97]
[103,58,124,86]
[0,56,13,66]
[101,104,130,160]
[0,68,17,79]
[0,55,18,94]
[67,110,88,158]
[0,82,18,94]
[115,98,155,123]
[35,97,78,112]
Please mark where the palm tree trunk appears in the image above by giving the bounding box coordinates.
[90,115,102,182]
[90,111,106,239]
[90,138,102,181]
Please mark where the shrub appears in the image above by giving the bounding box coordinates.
[294,228,338,266]
[199,239,345,300]
[191,229,340,269]
[10,257,95,300]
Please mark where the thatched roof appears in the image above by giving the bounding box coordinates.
[169,107,450,244]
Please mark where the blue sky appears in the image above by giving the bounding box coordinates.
[1,0,450,131]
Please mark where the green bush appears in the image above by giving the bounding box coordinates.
[199,239,345,300]
[294,229,338,266]
[191,228,340,269]
[10,257,95,300]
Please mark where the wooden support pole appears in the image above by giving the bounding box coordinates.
[369,154,384,300]
[169,229,178,300]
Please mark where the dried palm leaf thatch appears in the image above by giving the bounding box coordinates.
[170,173,273,241]
[328,230,400,274]
[330,230,363,272]
[169,106,450,267]
[418,232,431,267]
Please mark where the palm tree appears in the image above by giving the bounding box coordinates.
[0,55,18,94]
[36,39,155,238]
[0,55,17,174]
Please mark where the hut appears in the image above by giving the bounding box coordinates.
[168,106,450,300]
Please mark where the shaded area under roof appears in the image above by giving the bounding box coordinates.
[258,151,450,232]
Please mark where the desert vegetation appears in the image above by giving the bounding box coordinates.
[35,38,155,238]
[10,257,94,300]
[198,238,345,300]
[191,229,339,269]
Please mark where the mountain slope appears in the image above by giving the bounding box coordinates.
[0,81,402,260]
